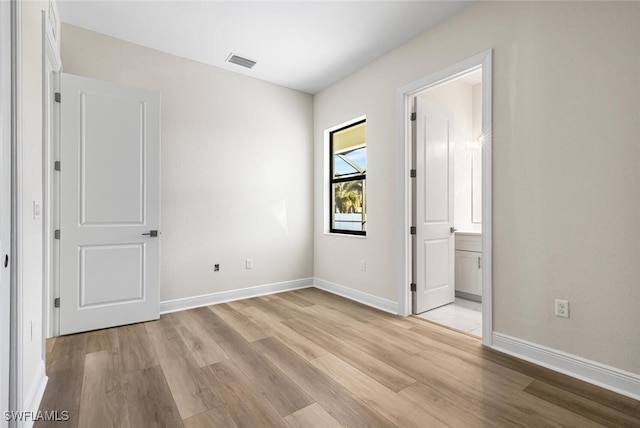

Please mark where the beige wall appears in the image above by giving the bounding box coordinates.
[61,24,314,302]
[314,1,640,374]
[20,0,48,408]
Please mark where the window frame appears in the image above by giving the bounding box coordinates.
[329,119,367,236]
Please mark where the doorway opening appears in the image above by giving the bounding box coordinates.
[397,49,492,346]
[413,68,484,337]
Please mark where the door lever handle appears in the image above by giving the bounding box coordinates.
[142,230,159,237]
[450,227,457,233]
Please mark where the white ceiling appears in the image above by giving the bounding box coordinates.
[56,0,474,94]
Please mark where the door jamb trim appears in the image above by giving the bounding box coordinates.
[395,49,493,346]
[43,9,61,339]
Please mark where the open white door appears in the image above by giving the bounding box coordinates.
[413,97,455,314]
[59,73,160,335]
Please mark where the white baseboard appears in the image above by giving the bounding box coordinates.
[313,277,398,315]
[160,277,314,314]
[492,332,640,400]
[22,360,48,428]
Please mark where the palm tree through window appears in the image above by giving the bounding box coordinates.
[330,120,366,235]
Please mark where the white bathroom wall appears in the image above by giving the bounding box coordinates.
[61,24,315,303]
[471,83,482,224]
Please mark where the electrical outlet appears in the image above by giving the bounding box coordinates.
[360,260,366,271]
[214,264,220,272]
[555,299,569,318]
[246,259,253,269]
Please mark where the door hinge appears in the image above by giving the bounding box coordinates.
[410,112,416,121]
[410,169,416,178]
[54,92,61,103]
[54,297,60,308]
[54,161,60,171]
[54,229,60,240]
[410,226,416,235]
[410,283,416,292]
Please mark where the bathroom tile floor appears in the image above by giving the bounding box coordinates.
[415,297,482,337]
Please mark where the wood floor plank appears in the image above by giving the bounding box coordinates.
[202,359,289,428]
[240,305,328,360]
[222,297,257,310]
[399,381,499,427]
[208,302,268,342]
[524,380,640,427]
[171,310,229,367]
[408,329,534,390]
[301,304,424,355]
[241,295,298,321]
[483,345,640,419]
[183,406,239,428]
[146,315,220,419]
[284,316,417,392]
[399,366,603,428]
[311,353,448,427]
[37,333,88,428]
[124,365,184,428]
[197,310,315,417]
[253,336,395,428]
[77,350,130,428]
[188,306,229,331]
[117,322,158,374]
[284,403,344,428]
[415,345,532,392]
[300,288,398,325]
[410,350,604,428]
[262,294,314,319]
[288,315,561,427]
[411,317,640,420]
[300,303,369,331]
[277,289,315,307]
[86,328,119,355]
[45,337,56,357]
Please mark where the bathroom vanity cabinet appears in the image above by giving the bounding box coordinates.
[455,233,482,300]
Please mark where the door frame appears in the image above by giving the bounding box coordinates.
[395,49,493,346]
[1,0,15,420]
[43,9,61,338]
[8,0,22,418]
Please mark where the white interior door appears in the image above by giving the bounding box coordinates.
[59,73,160,335]
[413,97,455,314]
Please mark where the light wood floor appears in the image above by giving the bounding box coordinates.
[37,288,640,427]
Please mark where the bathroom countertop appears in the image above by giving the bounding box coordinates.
[455,229,482,236]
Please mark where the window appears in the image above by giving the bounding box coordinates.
[330,119,366,235]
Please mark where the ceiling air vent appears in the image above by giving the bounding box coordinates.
[226,53,257,69]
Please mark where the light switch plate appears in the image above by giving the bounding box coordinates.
[33,200,41,220]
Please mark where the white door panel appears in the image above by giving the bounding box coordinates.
[60,73,160,335]
[414,98,455,314]
[79,244,144,307]
[423,117,450,223]
[81,92,145,225]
